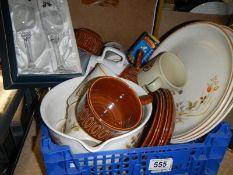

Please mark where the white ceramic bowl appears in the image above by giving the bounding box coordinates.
[40,76,152,154]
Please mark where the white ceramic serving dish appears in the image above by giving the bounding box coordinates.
[151,22,233,141]
[40,76,152,154]
[171,23,233,143]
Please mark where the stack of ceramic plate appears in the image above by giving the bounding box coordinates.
[156,89,175,145]
[139,89,175,147]
[151,21,233,143]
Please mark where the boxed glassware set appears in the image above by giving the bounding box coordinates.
[0,0,82,89]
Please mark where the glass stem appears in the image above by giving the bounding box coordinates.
[22,32,35,69]
[50,36,65,70]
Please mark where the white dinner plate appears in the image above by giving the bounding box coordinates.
[171,23,233,143]
[151,22,233,141]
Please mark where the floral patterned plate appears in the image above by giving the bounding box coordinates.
[173,93,233,143]
[171,23,233,143]
[151,22,233,141]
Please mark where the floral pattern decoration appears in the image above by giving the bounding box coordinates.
[175,75,220,123]
[125,132,141,149]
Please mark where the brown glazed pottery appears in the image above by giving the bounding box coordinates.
[148,90,166,146]
[141,90,165,147]
[76,76,148,141]
[140,92,159,147]
[74,28,104,56]
[163,89,176,145]
[157,89,171,145]
[119,49,144,83]
[119,65,138,84]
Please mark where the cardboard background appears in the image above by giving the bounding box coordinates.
[68,0,158,50]
[158,10,231,39]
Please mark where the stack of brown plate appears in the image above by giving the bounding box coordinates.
[138,89,175,147]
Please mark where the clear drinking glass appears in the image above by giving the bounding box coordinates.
[12,2,37,72]
[39,7,66,73]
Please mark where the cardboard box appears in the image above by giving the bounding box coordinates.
[68,0,158,50]
[158,10,231,39]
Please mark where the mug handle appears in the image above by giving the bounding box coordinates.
[139,95,153,105]
[145,76,163,92]
[96,46,127,67]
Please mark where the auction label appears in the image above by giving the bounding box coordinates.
[148,158,173,173]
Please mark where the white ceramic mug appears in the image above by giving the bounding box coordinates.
[137,52,187,93]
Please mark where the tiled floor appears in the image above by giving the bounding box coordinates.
[13,118,233,175]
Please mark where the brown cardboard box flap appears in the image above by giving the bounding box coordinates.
[68,0,158,50]
[158,10,231,39]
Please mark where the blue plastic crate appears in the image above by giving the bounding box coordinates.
[40,122,232,175]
